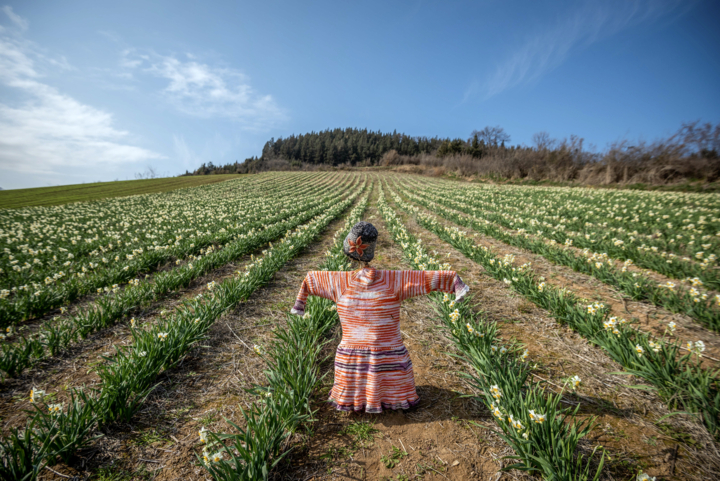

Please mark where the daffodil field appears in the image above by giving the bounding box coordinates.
[0,174,344,325]
[395,177,720,330]
[0,172,365,480]
[0,175,354,378]
[0,172,718,480]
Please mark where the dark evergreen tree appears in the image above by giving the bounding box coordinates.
[189,127,514,174]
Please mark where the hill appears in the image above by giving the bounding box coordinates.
[0,174,242,209]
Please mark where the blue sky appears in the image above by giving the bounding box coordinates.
[1,0,718,189]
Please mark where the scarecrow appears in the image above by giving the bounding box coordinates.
[291,221,469,413]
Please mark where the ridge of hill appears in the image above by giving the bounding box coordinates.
[0,174,242,209]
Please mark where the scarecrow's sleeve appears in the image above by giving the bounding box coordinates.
[397,270,469,301]
[291,271,340,316]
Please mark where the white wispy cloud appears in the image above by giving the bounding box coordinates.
[473,0,689,100]
[0,7,164,182]
[122,50,287,130]
[1,5,27,31]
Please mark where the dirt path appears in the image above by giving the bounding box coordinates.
[383,184,720,480]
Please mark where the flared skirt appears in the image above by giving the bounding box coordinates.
[329,345,419,413]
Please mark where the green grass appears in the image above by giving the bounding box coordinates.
[380,446,408,469]
[130,429,167,447]
[0,175,243,209]
[340,420,379,443]
[93,464,152,481]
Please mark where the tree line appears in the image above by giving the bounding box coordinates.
[184,122,720,185]
[184,126,513,175]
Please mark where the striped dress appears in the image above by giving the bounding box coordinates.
[291,267,469,413]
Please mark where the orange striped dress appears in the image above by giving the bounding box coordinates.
[291,267,468,413]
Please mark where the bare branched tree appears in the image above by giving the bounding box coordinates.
[677,120,720,156]
[532,131,555,150]
[471,126,511,146]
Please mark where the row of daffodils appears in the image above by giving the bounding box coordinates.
[0,178,364,481]
[404,175,717,282]
[386,181,720,442]
[199,186,370,480]
[395,177,720,332]
[408,176,719,290]
[0,173,341,325]
[0,174,294,289]
[0,174,358,379]
[376,184,605,481]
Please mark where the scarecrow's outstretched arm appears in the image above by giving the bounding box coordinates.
[397,270,468,301]
[291,271,339,316]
